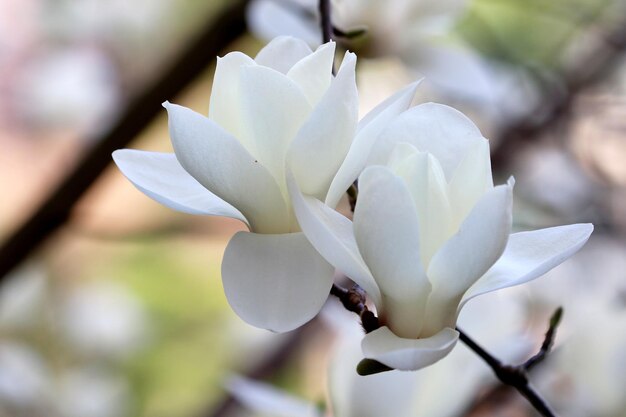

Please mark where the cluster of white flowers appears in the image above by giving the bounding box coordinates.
[113,37,592,373]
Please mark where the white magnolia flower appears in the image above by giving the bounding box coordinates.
[288,103,593,370]
[113,36,419,333]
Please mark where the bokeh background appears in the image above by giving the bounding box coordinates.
[1,0,625,416]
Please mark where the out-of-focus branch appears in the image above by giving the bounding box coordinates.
[0,0,250,280]
[491,18,626,171]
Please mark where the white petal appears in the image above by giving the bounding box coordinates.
[227,375,320,417]
[208,51,256,143]
[325,81,420,208]
[288,52,358,201]
[391,150,452,268]
[164,102,289,234]
[362,327,459,371]
[239,65,312,188]
[286,171,382,306]
[448,138,494,230]
[354,166,430,338]
[254,36,313,74]
[461,223,594,309]
[287,42,335,107]
[422,182,513,336]
[370,103,485,180]
[112,150,247,225]
[222,232,334,332]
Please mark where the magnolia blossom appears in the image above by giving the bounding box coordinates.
[113,36,419,333]
[288,103,593,370]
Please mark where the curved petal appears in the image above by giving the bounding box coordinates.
[325,81,420,208]
[390,149,452,267]
[222,232,334,333]
[370,103,485,180]
[362,326,459,371]
[286,171,382,306]
[112,150,248,225]
[208,51,256,143]
[287,42,335,107]
[254,36,313,74]
[461,223,594,309]
[354,166,430,338]
[422,181,513,336]
[448,138,493,230]
[164,102,289,234]
[288,52,358,201]
[239,65,312,188]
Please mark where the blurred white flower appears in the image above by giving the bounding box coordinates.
[246,0,540,125]
[0,265,47,329]
[247,0,465,51]
[56,367,130,417]
[114,36,420,333]
[60,281,147,358]
[0,343,51,411]
[524,237,626,416]
[288,102,592,370]
[15,48,119,135]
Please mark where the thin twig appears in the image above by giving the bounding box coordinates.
[457,329,557,417]
[0,1,250,280]
[329,284,561,417]
[330,283,379,333]
[524,306,563,371]
[318,0,333,44]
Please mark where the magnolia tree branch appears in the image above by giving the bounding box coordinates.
[330,283,562,417]
[0,0,250,281]
[319,0,333,44]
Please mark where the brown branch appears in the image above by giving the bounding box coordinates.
[330,283,379,333]
[330,284,562,417]
[457,329,557,417]
[319,0,333,44]
[0,0,250,280]
[524,306,563,371]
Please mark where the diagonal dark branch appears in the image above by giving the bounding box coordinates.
[0,0,250,280]
[330,283,562,417]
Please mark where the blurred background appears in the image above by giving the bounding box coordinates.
[0,0,625,416]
